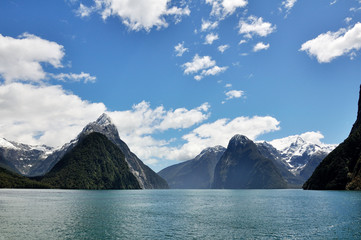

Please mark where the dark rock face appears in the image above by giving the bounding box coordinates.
[158,146,226,189]
[212,135,287,189]
[41,132,140,190]
[303,85,361,190]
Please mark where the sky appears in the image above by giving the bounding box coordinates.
[0,0,360,172]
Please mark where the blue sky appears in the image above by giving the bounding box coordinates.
[0,0,360,171]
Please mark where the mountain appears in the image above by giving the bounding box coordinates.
[77,113,168,189]
[0,138,54,176]
[40,132,140,189]
[0,114,168,189]
[303,85,361,190]
[212,135,287,189]
[158,146,226,189]
[256,137,336,185]
[0,166,50,188]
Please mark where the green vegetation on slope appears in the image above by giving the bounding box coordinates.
[41,132,140,189]
[0,167,51,188]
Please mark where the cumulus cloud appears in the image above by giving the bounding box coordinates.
[0,33,64,83]
[182,54,227,80]
[108,101,210,137]
[183,55,216,74]
[77,0,190,31]
[239,16,276,38]
[0,83,282,168]
[206,0,248,19]
[0,83,106,147]
[174,42,188,57]
[225,89,244,99]
[218,44,230,53]
[300,22,361,63]
[201,19,219,31]
[168,116,280,160]
[204,33,219,45]
[253,42,270,52]
[50,72,96,83]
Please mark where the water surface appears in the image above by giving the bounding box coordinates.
[0,189,360,239]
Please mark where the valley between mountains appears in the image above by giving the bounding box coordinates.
[1,86,361,190]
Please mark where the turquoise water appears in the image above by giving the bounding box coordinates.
[0,189,360,239]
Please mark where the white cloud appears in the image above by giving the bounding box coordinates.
[201,19,219,31]
[183,54,216,74]
[253,42,270,52]
[239,16,276,38]
[50,72,96,83]
[218,44,230,53]
[78,0,190,31]
[206,0,248,19]
[182,54,227,80]
[0,33,64,83]
[300,22,361,63]
[169,115,280,160]
[345,17,352,24]
[225,83,232,88]
[282,0,297,11]
[77,3,93,17]
[204,33,219,45]
[330,0,337,5]
[174,42,188,57]
[108,101,210,137]
[239,39,247,45]
[225,89,244,99]
[201,66,228,76]
[0,83,106,147]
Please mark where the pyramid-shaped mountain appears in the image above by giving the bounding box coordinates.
[40,132,140,189]
[303,85,361,190]
[78,113,168,189]
[158,146,226,189]
[212,135,287,189]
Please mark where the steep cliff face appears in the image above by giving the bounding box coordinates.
[303,85,361,190]
[212,135,287,189]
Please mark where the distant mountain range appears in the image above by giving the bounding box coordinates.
[0,114,168,189]
[303,85,361,190]
[159,133,336,189]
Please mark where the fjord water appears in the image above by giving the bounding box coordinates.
[0,189,360,239]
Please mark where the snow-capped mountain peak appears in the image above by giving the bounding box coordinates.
[196,145,226,160]
[95,113,113,126]
[0,138,19,150]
